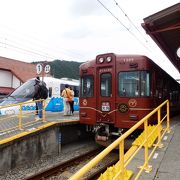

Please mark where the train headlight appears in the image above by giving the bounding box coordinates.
[177,47,180,58]
[98,57,104,63]
[106,56,112,63]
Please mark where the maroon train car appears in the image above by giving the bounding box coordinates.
[79,53,180,141]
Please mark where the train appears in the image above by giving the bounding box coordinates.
[79,53,180,141]
[0,77,79,115]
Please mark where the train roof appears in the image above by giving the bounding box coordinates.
[80,53,179,84]
[80,54,150,67]
[29,77,79,86]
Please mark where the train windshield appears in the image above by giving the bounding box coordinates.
[119,71,150,97]
[60,84,79,97]
[80,75,94,97]
[0,79,35,106]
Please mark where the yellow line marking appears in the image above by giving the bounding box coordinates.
[0,119,79,145]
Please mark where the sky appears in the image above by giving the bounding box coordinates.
[0,0,180,79]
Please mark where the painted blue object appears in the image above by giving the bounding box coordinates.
[74,97,79,111]
[22,106,26,110]
[46,97,64,112]
[20,97,79,112]
[46,97,79,112]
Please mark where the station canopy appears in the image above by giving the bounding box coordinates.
[142,3,180,72]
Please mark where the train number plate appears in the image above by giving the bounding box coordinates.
[101,102,110,112]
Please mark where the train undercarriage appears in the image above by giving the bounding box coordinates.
[85,123,141,147]
[86,123,124,141]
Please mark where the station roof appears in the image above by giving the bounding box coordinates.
[142,3,180,72]
[0,56,36,83]
[0,87,14,95]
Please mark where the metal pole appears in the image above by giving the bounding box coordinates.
[119,140,125,180]
[42,100,46,123]
[167,100,170,133]
[19,104,23,130]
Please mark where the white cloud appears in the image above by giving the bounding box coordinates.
[0,0,179,78]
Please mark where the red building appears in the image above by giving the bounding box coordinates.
[0,56,36,98]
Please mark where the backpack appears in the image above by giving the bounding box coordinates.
[39,82,48,99]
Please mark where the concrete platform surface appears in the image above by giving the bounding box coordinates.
[154,115,180,180]
[135,115,180,180]
[0,111,79,142]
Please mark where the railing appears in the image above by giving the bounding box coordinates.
[0,99,46,135]
[70,100,170,180]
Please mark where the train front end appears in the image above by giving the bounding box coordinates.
[0,79,36,115]
[80,53,154,142]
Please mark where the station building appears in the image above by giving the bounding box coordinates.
[0,56,36,98]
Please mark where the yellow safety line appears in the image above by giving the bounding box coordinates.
[0,119,80,145]
[0,122,57,145]
[55,119,79,123]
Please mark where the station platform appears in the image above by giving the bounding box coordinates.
[95,115,180,180]
[124,115,180,180]
[0,111,84,174]
[1,110,180,179]
[0,111,79,144]
[142,114,180,179]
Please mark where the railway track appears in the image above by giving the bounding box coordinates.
[26,147,119,180]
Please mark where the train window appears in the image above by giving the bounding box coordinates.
[119,71,150,97]
[119,72,139,97]
[100,73,112,97]
[72,86,79,97]
[141,72,150,96]
[60,84,79,97]
[80,75,94,97]
[9,79,35,99]
[60,84,66,92]
[48,87,52,98]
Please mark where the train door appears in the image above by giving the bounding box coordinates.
[96,68,116,123]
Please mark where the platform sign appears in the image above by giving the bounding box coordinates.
[44,64,51,74]
[36,63,51,81]
[36,63,43,74]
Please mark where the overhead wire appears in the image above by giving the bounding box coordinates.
[0,1,152,62]
[0,26,86,61]
[0,40,55,60]
[96,0,180,79]
[112,0,149,43]
[96,0,152,52]
[0,27,55,60]
[0,36,85,61]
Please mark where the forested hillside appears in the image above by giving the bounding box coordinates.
[33,60,83,80]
